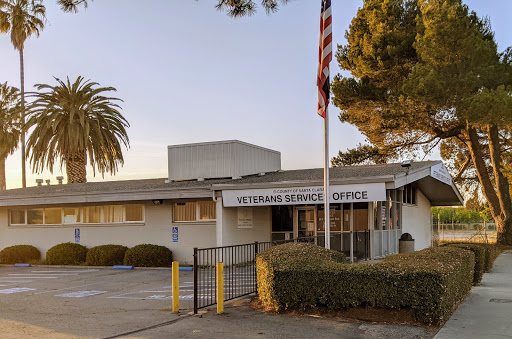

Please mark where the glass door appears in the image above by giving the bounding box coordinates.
[294,207,316,239]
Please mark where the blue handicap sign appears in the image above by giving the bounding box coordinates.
[75,228,80,243]
[172,227,178,243]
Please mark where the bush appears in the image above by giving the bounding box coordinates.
[0,245,41,264]
[123,244,173,267]
[46,243,88,265]
[444,242,499,274]
[444,243,486,284]
[86,245,128,266]
[257,243,474,325]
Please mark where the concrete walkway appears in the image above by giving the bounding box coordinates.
[435,250,512,339]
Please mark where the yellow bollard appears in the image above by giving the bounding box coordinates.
[172,261,179,313]
[217,262,224,314]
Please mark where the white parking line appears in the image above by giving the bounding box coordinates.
[4,276,57,279]
[56,290,107,298]
[30,270,99,273]
[0,288,36,294]
[34,282,107,295]
[9,274,79,276]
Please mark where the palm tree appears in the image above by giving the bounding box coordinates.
[56,0,88,13]
[57,0,290,17]
[26,76,130,184]
[0,0,46,188]
[0,82,20,190]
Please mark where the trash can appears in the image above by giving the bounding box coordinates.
[399,233,415,253]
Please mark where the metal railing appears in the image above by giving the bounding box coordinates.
[193,235,323,313]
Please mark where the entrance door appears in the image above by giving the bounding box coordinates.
[294,207,316,238]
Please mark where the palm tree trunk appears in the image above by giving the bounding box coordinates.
[20,48,26,188]
[0,154,6,190]
[66,151,87,183]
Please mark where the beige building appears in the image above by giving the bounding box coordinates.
[0,141,462,264]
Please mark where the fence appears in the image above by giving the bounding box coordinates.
[193,235,322,314]
[433,221,497,243]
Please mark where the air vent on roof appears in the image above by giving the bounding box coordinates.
[56,176,64,185]
[36,179,43,186]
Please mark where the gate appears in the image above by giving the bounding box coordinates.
[193,236,322,313]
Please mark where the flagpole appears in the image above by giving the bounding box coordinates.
[324,106,330,250]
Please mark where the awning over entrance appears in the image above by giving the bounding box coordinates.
[220,161,463,207]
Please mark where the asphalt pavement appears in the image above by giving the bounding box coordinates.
[0,265,437,339]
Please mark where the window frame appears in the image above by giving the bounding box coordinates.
[172,201,216,223]
[8,204,145,227]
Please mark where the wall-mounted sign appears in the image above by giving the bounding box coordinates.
[172,227,179,243]
[74,228,80,243]
[431,163,452,185]
[223,183,386,207]
[237,207,253,229]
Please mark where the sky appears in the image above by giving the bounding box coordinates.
[1,0,511,189]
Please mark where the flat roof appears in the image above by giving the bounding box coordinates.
[0,161,463,206]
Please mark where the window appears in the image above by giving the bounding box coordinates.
[199,201,216,220]
[173,201,216,222]
[10,204,145,226]
[45,208,62,224]
[10,209,25,225]
[103,205,124,223]
[27,209,43,225]
[83,206,102,223]
[402,184,416,205]
[125,205,144,222]
[374,190,402,230]
[63,208,80,224]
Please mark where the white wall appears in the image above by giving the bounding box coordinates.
[0,201,216,265]
[220,205,271,246]
[402,189,432,250]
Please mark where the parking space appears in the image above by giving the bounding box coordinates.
[0,266,194,338]
[0,266,197,303]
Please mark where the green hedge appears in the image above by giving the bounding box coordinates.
[444,242,500,274]
[0,245,41,264]
[46,243,88,265]
[257,243,474,325]
[123,244,173,267]
[444,243,486,284]
[86,245,128,266]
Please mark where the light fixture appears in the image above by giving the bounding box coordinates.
[152,199,163,205]
[401,160,413,168]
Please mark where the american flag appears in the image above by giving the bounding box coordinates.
[317,0,332,118]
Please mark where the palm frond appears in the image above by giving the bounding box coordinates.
[27,76,130,180]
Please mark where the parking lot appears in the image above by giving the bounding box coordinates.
[0,265,440,339]
[0,265,191,338]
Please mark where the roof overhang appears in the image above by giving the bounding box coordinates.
[393,164,463,206]
[0,187,213,207]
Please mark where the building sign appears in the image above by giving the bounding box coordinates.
[431,163,452,185]
[237,207,253,229]
[317,205,342,231]
[172,227,179,243]
[223,183,386,207]
[74,228,80,243]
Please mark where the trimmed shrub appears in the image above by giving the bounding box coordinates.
[443,242,500,273]
[123,244,173,267]
[257,243,474,325]
[46,243,88,265]
[444,243,486,284]
[0,245,41,264]
[86,245,128,266]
